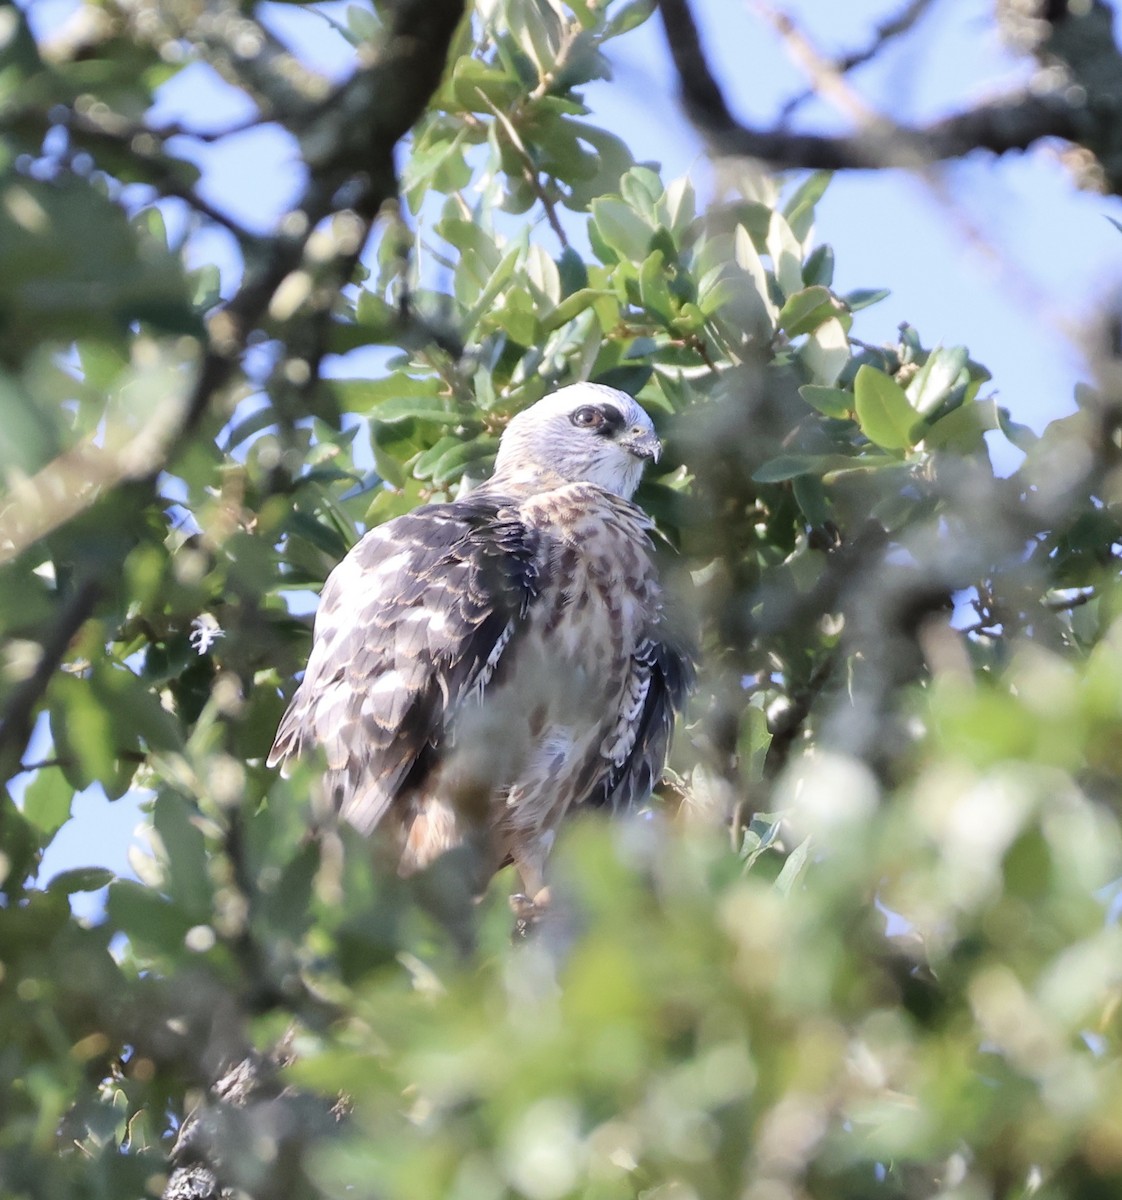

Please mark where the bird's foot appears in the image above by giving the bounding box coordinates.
[509,886,551,939]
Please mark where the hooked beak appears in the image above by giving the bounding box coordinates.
[622,427,662,463]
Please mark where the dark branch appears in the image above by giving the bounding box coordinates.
[777,0,938,124]
[763,647,840,779]
[0,576,99,784]
[656,0,1086,172]
[832,0,935,76]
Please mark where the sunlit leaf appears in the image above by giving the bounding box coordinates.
[854,364,916,450]
[799,316,849,386]
[22,767,72,836]
[798,384,852,419]
[778,285,839,337]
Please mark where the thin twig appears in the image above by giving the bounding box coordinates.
[749,1,894,132]
[476,91,570,249]
[655,0,1083,172]
[1044,589,1096,612]
[762,646,840,778]
[17,758,67,773]
[961,586,1096,636]
[777,0,936,124]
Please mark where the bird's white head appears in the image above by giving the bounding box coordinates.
[491,383,661,501]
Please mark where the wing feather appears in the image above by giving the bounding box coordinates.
[268,495,542,834]
[591,636,694,812]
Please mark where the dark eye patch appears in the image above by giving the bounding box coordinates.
[571,404,625,434]
[598,406,625,433]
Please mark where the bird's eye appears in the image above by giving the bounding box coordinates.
[571,406,603,428]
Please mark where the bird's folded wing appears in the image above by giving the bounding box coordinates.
[592,635,694,812]
[268,495,542,834]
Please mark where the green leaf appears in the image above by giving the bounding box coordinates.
[429,435,500,485]
[371,396,466,426]
[344,4,381,44]
[766,210,804,299]
[783,171,832,219]
[465,244,521,330]
[526,244,561,305]
[752,455,831,483]
[774,835,813,896]
[843,287,890,312]
[854,365,916,451]
[603,0,655,38]
[594,364,653,394]
[803,243,834,287]
[334,374,441,413]
[51,674,116,786]
[449,57,522,113]
[22,767,73,836]
[620,166,663,218]
[733,224,776,322]
[799,385,852,420]
[96,663,183,756]
[660,176,695,240]
[370,428,408,489]
[492,286,538,345]
[223,403,279,452]
[152,793,213,922]
[923,398,998,455]
[47,866,115,895]
[437,215,501,273]
[355,290,399,338]
[509,0,563,74]
[557,246,589,295]
[365,476,425,524]
[106,880,195,954]
[906,345,969,416]
[590,196,652,262]
[189,263,222,312]
[541,287,606,331]
[413,434,462,480]
[132,205,168,247]
[288,510,352,559]
[783,171,832,241]
[753,453,859,484]
[998,406,1038,451]
[793,473,833,528]
[778,286,838,337]
[638,250,674,324]
[0,175,196,354]
[563,122,636,211]
[798,317,849,387]
[258,842,320,935]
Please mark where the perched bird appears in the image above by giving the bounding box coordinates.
[268,383,691,912]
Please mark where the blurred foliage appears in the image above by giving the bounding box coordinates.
[1,1,1122,1199]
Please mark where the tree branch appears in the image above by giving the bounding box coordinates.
[0,576,100,784]
[655,0,1088,173]
[777,0,936,124]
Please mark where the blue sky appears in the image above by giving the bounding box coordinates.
[24,0,1122,894]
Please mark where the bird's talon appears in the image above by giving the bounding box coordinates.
[509,889,550,938]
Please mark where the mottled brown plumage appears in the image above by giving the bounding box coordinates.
[268,384,691,901]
